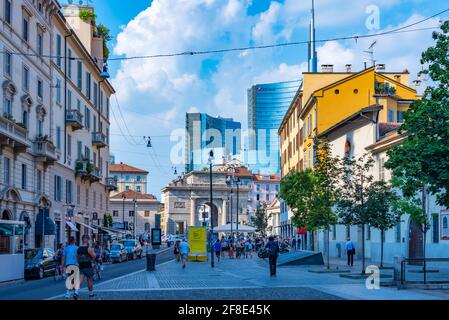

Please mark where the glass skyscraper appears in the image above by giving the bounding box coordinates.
[185,113,241,173]
[247,80,302,174]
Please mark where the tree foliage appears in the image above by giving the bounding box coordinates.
[385,21,449,208]
[249,208,271,236]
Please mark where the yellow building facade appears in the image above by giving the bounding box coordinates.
[279,66,419,177]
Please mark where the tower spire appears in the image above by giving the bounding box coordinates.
[308,0,317,72]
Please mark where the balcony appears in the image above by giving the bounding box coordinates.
[374,81,397,97]
[105,177,118,191]
[92,132,107,148]
[0,114,31,153]
[66,110,84,131]
[75,159,100,183]
[33,140,57,165]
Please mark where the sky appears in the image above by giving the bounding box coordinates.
[77,0,449,199]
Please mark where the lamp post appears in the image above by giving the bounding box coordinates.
[236,177,240,236]
[97,65,110,180]
[225,176,233,236]
[208,150,214,268]
[133,198,137,239]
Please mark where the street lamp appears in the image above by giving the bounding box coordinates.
[97,64,110,182]
[225,176,233,236]
[133,198,137,239]
[235,177,241,236]
[208,149,214,268]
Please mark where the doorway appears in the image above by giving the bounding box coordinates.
[409,220,424,265]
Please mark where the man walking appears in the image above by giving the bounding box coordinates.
[214,239,221,262]
[180,238,189,269]
[265,236,280,276]
[345,238,355,267]
[77,235,97,299]
[61,236,78,299]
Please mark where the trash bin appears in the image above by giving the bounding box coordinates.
[147,253,156,271]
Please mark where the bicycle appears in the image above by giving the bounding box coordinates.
[92,260,103,281]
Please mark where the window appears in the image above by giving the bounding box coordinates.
[22,15,29,41]
[387,109,395,122]
[394,221,401,243]
[56,79,62,104]
[67,134,72,157]
[56,34,62,67]
[37,79,43,99]
[67,90,72,109]
[21,164,27,190]
[256,194,260,201]
[37,32,43,56]
[106,97,110,119]
[36,169,42,193]
[56,126,61,150]
[93,191,96,208]
[129,211,135,217]
[3,97,11,115]
[113,210,119,217]
[93,82,98,108]
[125,176,130,182]
[77,185,80,205]
[4,0,11,24]
[86,72,91,99]
[144,211,150,217]
[77,61,82,89]
[85,189,89,207]
[84,146,90,160]
[22,111,28,129]
[307,114,312,136]
[84,107,90,129]
[4,51,11,76]
[3,157,10,185]
[397,111,404,123]
[314,108,317,129]
[77,141,82,160]
[345,225,350,239]
[125,185,130,191]
[136,176,141,182]
[379,157,385,181]
[22,66,29,91]
[66,180,73,204]
[37,119,43,136]
[136,186,141,192]
[432,214,439,244]
[54,176,62,202]
[67,49,72,79]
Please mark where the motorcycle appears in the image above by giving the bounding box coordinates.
[258,248,269,259]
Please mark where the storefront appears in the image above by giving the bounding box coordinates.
[0,219,25,283]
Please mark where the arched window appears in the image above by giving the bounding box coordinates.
[1,210,11,220]
[144,223,150,231]
[443,217,448,229]
[22,110,28,129]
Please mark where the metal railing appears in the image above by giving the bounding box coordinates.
[33,140,57,159]
[0,115,28,142]
[399,258,449,285]
[92,132,107,145]
[66,110,83,125]
[106,177,118,188]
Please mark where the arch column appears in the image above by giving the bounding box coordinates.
[190,198,196,227]
[222,199,227,226]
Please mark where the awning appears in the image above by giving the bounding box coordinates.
[92,225,114,235]
[35,209,56,236]
[212,223,256,233]
[77,221,96,232]
[65,221,79,232]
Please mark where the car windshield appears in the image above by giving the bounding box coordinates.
[111,244,121,251]
[123,241,135,247]
[25,249,42,261]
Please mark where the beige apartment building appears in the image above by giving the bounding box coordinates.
[109,162,148,195]
[0,0,115,253]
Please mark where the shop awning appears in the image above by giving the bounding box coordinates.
[92,225,114,235]
[77,222,96,232]
[35,209,56,236]
[65,221,79,232]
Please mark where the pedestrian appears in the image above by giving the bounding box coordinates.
[179,238,189,269]
[265,236,280,276]
[214,239,221,262]
[61,236,79,299]
[229,239,235,259]
[345,238,355,267]
[220,237,226,259]
[77,235,97,299]
[292,237,296,251]
[174,240,181,262]
[246,239,254,258]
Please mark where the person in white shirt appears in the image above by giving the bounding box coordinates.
[345,238,355,267]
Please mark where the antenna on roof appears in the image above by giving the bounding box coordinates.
[364,40,377,67]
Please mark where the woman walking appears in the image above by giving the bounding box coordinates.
[174,240,181,262]
[229,239,235,259]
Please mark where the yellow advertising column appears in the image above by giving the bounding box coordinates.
[188,227,208,262]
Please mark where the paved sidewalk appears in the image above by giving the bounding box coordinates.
[52,257,449,300]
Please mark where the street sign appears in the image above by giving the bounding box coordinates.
[151,228,162,246]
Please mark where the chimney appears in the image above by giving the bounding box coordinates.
[345,64,352,73]
[376,64,386,72]
[321,64,334,73]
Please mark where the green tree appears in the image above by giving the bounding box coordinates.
[365,180,400,267]
[250,206,271,236]
[336,153,375,274]
[312,138,341,269]
[97,23,112,61]
[103,214,113,228]
[385,21,449,274]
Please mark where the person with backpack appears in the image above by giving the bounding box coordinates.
[265,236,280,276]
[214,239,222,262]
[77,235,97,299]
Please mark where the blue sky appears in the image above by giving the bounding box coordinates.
[84,0,448,199]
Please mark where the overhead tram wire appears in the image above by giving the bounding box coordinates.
[112,94,142,146]
[110,104,139,146]
[2,8,448,62]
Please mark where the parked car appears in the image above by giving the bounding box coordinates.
[109,243,128,263]
[24,248,57,279]
[166,235,183,246]
[121,240,143,260]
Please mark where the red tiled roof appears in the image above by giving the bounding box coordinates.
[227,166,254,178]
[254,174,281,182]
[109,163,148,174]
[111,190,157,200]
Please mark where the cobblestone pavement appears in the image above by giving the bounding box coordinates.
[52,255,449,300]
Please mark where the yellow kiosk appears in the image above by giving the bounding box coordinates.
[187,227,208,262]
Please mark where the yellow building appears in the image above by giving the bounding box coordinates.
[279,66,419,176]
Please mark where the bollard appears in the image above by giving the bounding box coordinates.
[147,253,156,271]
